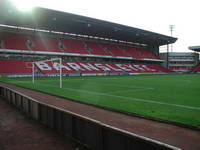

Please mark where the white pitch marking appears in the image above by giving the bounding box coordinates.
[18,78,154,90]
[19,82,200,111]
[108,88,154,94]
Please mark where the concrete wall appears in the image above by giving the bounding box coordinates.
[0,86,180,150]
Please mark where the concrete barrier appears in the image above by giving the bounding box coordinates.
[0,86,181,150]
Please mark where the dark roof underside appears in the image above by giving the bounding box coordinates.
[189,46,200,52]
[0,0,177,46]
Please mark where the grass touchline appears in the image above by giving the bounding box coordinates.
[1,74,200,128]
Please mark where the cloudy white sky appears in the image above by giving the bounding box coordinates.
[11,0,200,52]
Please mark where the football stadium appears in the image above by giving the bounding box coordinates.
[0,0,200,150]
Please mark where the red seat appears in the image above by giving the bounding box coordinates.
[4,33,28,50]
[85,42,108,56]
[101,43,128,57]
[62,39,88,54]
[192,64,200,72]
[0,60,173,75]
[0,60,32,74]
[0,32,161,60]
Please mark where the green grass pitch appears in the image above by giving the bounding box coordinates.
[1,74,200,128]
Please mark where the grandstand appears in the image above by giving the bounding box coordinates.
[0,2,176,77]
[0,31,164,59]
[0,60,172,77]
[0,30,173,76]
[160,52,199,72]
[192,64,200,73]
[189,46,200,73]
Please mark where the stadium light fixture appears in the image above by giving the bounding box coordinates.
[169,25,175,52]
[10,0,36,12]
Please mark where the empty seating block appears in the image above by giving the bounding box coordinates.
[85,42,108,56]
[62,39,88,54]
[192,64,200,72]
[0,32,160,60]
[0,60,32,74]
[101,43,127,57]
[0,60,172,75]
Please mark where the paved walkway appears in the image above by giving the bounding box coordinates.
[0,97,77,150]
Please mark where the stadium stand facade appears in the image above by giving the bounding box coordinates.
[192,63,200,73]
[0,30,174,77]
[0,1,177,77]
[0,60,172,77]
[160,52,199,72]
[1,32,160,59]
[188,46,200,73]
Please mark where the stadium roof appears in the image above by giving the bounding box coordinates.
[0,0,177,46]
[188,46,200,52]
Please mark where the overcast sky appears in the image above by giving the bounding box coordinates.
[11,0,200,52]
